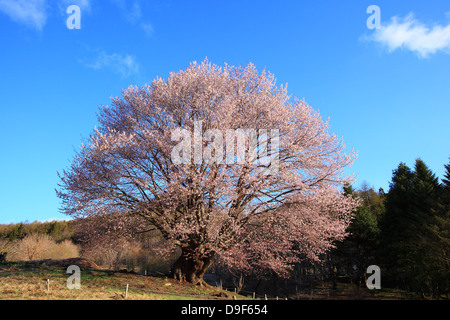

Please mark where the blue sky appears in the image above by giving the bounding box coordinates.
[0,0,449,223]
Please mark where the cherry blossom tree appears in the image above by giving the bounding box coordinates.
[57,59,359,284]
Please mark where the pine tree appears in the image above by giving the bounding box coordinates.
[343,182,356,197]
[380,159,448,297]
[431,159,450,297]
[7,223,26,242]
[379,162,415,287]
[331,184,381,286]
[442,159,450,187]
[406,159,441,297]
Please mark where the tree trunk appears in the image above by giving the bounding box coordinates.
[171,249,216,285]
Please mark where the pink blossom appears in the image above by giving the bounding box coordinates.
[57,59,358,282]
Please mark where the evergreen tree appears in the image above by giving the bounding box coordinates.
[343,182,356,197]
[431,159,450,297]
[406,159,441,296]
[7,223,26,242]
[442,159,450,187]
[379,162,415,287]
[331,184,382,286]
[380,159,448,298]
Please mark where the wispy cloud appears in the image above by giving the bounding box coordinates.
[82,51,140,77]
[368,13,450,58]
[111,0,154,36]
[140,22,154,37]
[127,1,142,22]
[0,0,47,30]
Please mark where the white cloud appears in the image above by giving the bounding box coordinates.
[83,52,140,77]
[369,13,450,58]
[0,0,47,30]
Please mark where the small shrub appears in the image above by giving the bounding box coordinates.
[47,239,80,259]
[8,233,79,261]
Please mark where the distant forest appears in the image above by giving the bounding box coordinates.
[0,220,74,243]
[1,158,448,299]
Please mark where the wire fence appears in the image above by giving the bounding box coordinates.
[126,284,288,300]
[217,285,288,300]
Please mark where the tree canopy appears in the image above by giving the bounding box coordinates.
[57,59,358,284]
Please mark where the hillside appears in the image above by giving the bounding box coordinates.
[0,258,242,300]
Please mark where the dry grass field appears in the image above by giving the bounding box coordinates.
[0,260,243,300]
[0,258,421,300]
